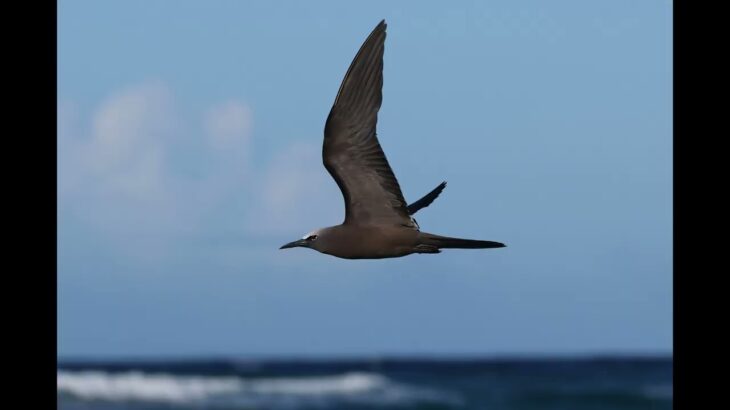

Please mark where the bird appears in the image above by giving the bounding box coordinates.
[279,20,505,259]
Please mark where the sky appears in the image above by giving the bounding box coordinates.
[57,0,672,358]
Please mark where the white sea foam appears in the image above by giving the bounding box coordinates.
[57,371,241,403]
[245,372,387,395]
[57,370,461,407]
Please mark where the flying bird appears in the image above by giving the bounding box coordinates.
[280,20,505,259]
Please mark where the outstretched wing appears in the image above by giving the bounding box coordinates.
[407,181,447,215]
[323,20,414,228]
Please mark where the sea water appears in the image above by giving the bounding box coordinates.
[58,356,672,410]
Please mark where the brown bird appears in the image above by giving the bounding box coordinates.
[280,20,505,259]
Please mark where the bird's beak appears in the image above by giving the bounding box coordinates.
[279,239,308,250]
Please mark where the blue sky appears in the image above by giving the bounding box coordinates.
[58,0,672,358]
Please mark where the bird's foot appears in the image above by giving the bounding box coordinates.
[414,244,440,254]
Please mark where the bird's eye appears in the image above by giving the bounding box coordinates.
[308,235,318,241]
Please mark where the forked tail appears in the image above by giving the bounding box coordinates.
[420,232,506,249]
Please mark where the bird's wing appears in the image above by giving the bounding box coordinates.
[407,181,447,215]
[323,20,415,228]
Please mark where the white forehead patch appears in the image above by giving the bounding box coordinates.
[302,230,319,240]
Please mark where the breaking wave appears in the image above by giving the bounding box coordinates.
[57,370,462,407]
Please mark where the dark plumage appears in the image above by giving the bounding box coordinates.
[280,20,505,259]
[407,181,447,215]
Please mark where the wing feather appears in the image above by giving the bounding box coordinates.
[323,20,415,227]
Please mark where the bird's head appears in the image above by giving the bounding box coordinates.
[279,229,323,252]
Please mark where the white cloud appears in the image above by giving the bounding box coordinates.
[261,142,322,212]
[89,83,174,173]
[59,83,186,238]
[247,141,342,235]
[59,81,341,260]
[204,101,253,152]
[59,83,176,203]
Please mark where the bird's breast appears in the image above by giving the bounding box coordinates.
[320,225,419,259]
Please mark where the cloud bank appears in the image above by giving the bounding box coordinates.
[58,82,336,256]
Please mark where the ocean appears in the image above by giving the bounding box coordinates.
[58,356,672,410]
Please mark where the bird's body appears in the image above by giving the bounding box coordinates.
[307,225,420,260]
[280,20,505,259]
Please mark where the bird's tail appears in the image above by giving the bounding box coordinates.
[420,232,505,249]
